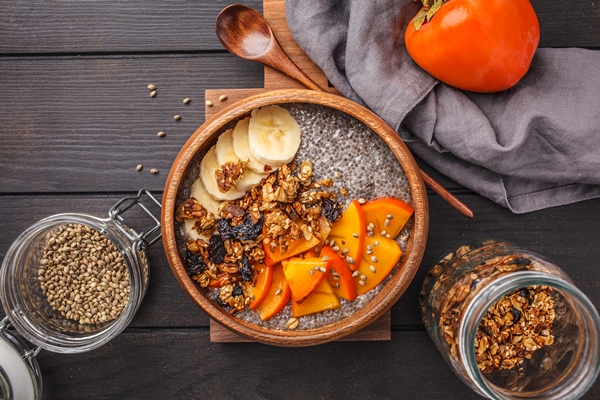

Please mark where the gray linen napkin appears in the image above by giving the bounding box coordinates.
[286,0,600,213]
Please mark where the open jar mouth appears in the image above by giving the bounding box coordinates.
[460,272,600,400]
[0,213,149,353]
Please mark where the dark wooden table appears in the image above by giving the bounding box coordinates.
[1,1,599,399]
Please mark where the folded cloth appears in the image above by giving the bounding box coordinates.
[285,0,600,213]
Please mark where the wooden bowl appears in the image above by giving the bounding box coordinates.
[161,89,429,346]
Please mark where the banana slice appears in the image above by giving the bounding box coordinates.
[190,177,220,218]
[232,117,270,173]
[200,145,245,201]
[248,105,301,167]
[183,218,210,241]
[235,169,269,192]
[215,128,237,165]
[215,127,268,192]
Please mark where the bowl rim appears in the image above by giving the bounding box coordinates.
[161,89,429,346]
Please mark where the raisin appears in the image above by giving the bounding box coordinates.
[520,288,532,304]
[209,234,226,264]
[481,326,492,336]
[215,296,229,309]
[185,250,206,276]
[239,254,253,282]
[322,198,342,222]
[235,214,263,241]
[508,257,531,266]
[217,214,263,242]
[217,218,236,240]
[510,307,522,321]
[232,285,243,297]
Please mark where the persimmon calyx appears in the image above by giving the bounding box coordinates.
[413,0,448,31]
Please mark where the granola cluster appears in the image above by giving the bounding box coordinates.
[179,160,341,313]
[474,286,555,373]
[436,246,556,373]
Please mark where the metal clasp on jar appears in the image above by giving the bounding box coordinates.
[108,190,162,250]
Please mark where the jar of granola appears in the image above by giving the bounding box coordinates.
[420,240,600,399]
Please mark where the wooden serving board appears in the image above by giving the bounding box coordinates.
[206,0,391,343]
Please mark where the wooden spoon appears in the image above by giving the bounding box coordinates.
[216,4,474,219]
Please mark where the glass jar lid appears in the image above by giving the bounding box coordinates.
[0,318,42,400]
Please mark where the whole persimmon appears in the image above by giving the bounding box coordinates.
[404,0,540,92]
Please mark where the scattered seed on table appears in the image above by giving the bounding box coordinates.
[149,90,157,98]
[147,84,156,91]
[174,115,181,121]
[135,164,143,171]
[150,168,159,174]
[206,100,214,107]
[219,95,228,102]
[157,131,166,137]
[183,97,191,104]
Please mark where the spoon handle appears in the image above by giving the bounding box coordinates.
[262,49,323,92]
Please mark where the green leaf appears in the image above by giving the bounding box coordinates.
[426,0,444,22]
[412,8,429,31]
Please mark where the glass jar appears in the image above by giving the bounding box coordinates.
[420,240,600,400]
[0,190,161,354]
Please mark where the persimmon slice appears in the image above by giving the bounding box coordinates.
[256,264,291,321]
[247,263,274,310]
[326,199,366,271]
[361,198,413,239]
[283,257,331,304]
[291,279,341,318]
[320,245,357,301]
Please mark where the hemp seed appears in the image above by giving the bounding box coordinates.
[147,84,156,91]
[149,90,157,97]
[183,97,191,104]
[219,95,228,102]
[135,164,143,171]
[157,131,166,137]
[174,115,181,121]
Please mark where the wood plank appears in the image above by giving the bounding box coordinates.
[33,329,600,399]
[262,0,330,90]
[0,54,263,194]
[0,1,599,54]
[2,193,600,328]
[209,311,391,342]
[0,0,262,54]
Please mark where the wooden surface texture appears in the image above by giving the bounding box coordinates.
[1,0,599,398]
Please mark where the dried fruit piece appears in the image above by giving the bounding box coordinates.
[185,250,206,276]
